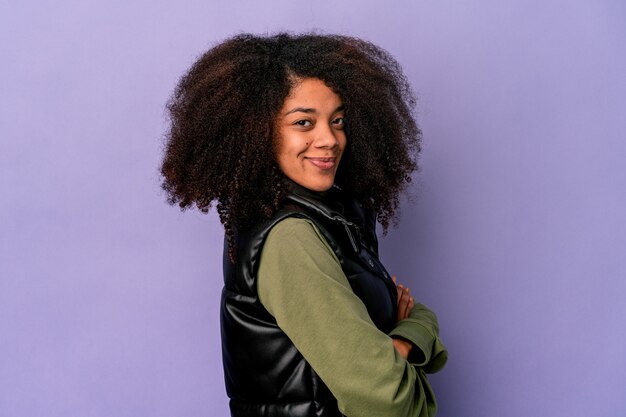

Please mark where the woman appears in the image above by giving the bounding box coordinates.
[161,33,447,417]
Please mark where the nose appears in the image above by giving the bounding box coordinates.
[313,123,339,149]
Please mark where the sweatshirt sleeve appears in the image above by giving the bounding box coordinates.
[388,304,448,373]
[257,217,441,417]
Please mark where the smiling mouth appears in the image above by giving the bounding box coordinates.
[306,157,337,170]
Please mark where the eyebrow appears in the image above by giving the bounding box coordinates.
[284,105,345,116]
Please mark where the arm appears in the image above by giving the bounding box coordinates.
[257,218,443,417]
[390,274,447,372]
[389,303,448,373]
[392,277,416,360]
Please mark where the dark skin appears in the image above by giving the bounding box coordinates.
[274,76,416,359]
[392,276,415,359]
[160,32,422,360]
[160,33,421,262]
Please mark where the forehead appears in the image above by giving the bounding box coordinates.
[281,78,343,110]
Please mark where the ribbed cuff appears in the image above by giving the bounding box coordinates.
[389,320,435,367]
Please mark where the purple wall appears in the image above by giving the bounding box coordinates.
[2,1,625,416]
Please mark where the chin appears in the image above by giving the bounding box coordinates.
[299,178,335,192]
[309,183,334,192]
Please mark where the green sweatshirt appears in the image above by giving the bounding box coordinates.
[257,217,447,417]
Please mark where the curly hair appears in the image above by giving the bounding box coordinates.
[161,33,421,258]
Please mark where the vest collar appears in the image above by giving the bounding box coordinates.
[284,179,361,252]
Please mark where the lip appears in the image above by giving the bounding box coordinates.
[306,157,337,170]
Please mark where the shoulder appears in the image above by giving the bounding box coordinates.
[263,217,339,263]
[258,217,346,315]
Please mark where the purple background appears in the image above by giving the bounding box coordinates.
[2,1,625,416]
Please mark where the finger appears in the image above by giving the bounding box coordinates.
[398,290,410,320]
[402,288,412,319]
[396,293,405,320]
[406,292,413,319]
[397,304,406,322]
[392,276,397,284]
[396,283,404,303]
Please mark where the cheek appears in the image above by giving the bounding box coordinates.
[280,135,308,158]
[275,136,302,170]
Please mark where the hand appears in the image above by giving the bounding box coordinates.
[392,276,414,322]
[392,337,413,360]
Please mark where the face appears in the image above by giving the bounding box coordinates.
[274,78,347,192]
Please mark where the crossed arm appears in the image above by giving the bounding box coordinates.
[257,218,447,417]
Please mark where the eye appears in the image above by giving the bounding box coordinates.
[332,117,345,127]
[294,119,313,127]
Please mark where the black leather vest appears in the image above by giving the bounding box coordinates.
[220,184,398,417]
